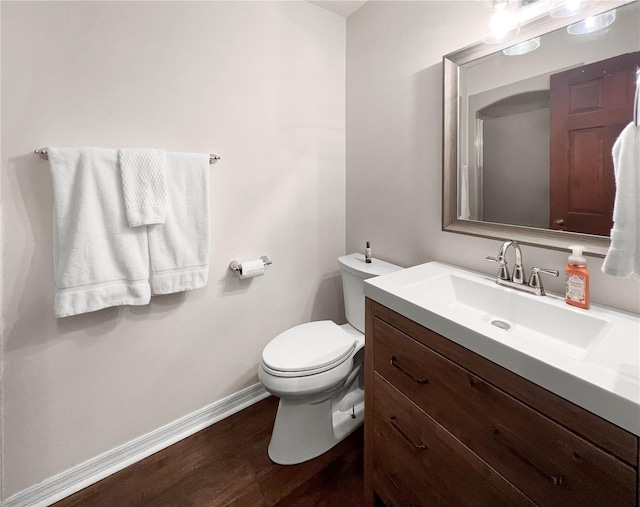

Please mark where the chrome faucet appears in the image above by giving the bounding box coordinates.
[488,240,525,284]
[486,240,558,296]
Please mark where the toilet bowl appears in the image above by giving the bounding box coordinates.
[258,253,401,465]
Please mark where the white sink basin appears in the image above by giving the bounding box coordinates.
[363,261,640,435]
[405,273,610,360]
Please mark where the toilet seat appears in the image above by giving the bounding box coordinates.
[262,321,356,378]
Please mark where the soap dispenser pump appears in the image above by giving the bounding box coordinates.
[565,245,589,309]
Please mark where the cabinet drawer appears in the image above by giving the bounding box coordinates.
[372,374,535,507]
[373,317,637,507]
[369,300,638,466]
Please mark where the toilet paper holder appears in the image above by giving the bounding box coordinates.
[229,255,272,274]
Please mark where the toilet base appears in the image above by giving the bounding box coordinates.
[267,387,364,465]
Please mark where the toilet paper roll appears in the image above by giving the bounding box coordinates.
[239,259,265,279]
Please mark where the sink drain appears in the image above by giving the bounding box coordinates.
[491,320,511,330]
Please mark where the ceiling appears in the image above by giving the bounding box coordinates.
[307,0,368,18]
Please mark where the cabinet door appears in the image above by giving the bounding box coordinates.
[373,374,535,507]
[373,318,637,507]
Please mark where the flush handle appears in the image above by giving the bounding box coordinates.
[390,356,429,384]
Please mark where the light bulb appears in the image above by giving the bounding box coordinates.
[503,37,541,56]
[567,9,616,34]
[550,0,598,18]
[566,0,582,13]
[482,0,520,44]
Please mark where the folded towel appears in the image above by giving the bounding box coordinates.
[602,122,640,279]
[148,152,210,294]
[119,148,167,227]
[48,147,152,317]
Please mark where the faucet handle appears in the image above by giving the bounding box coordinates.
[531,267,560,277]
[528,267,559,295]
[486,255,510,281]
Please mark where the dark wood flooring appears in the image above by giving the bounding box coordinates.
[53,396,365,507]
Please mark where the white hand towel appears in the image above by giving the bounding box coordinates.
[148,152,210,294]
[119,148,167,227]
[602,122,640,279]
[48,147,152,318]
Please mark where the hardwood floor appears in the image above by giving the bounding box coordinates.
[53,396,365,507]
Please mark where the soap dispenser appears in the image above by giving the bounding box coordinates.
[565,245,589,309]
[365,242,372,263]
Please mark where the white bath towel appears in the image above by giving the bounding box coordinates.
[119,148,167,227]
[602,122,640,279]
[148,152,210,294]
[48,147,151,318]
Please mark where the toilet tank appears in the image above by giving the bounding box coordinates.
[337,253,401,333]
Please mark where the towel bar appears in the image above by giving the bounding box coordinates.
[35,148,221,165]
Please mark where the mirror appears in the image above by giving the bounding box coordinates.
[443,0,640,256]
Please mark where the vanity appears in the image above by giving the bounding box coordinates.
[363,262,640,507]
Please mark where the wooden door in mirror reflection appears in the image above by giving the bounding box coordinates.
[550,51,640,236]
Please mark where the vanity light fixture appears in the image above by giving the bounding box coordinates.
[550,0,599,18]
[567,9,616,34]
[482,0,521,44]
[481,0,611,45]
[503,37,541,55]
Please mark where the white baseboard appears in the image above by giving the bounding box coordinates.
[3,383,270,507]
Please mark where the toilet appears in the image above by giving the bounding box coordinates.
[258,252,401,465]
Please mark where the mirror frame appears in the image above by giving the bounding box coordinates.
[442,0,636,257]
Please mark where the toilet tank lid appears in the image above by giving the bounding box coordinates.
[338,253,401,278]
[262,321,355,373]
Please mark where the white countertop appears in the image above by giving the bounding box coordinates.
[364,261,640,436]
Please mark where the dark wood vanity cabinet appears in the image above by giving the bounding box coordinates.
[364,299,640,507]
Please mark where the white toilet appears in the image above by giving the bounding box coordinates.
[258,252,401,465]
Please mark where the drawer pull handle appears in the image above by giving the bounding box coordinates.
[390,416,427,450]
[389,356,429,384]
[492,428,564,486]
